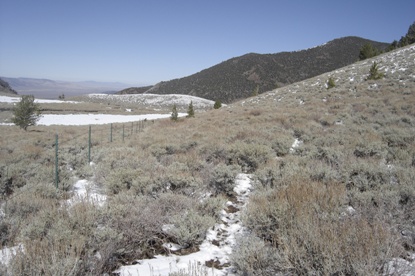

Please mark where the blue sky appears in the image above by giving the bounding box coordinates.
[0,0,414,85]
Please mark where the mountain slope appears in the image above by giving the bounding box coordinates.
[126,36,388,103]
[239,44,415,109]
[0,78,18,95]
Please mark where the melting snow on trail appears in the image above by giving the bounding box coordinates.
[115,173,253,276]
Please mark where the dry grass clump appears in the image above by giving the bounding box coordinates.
[240,179,403,275]
[8,237,87,275]
[1,199,104,275]
[231,234,283,275]
[102,192,221,261]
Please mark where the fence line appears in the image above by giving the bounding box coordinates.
[1,119,148,199]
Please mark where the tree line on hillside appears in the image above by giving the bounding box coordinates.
[359,21,415,60]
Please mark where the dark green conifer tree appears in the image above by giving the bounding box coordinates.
[214,100,222,109]
[171,104,178,121]
[187,101,195,118]
[326,77,335,89]
[359,43,379,60]
[366,62,384,80]
[12,95,42,131]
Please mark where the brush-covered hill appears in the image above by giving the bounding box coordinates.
[1,43,414,275]
[0,78,18,95]
[123,36,388,103]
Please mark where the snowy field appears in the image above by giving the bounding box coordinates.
[87,93,216,109]
[0,95,78,104]
[37,113,186,126]
[0,95,186,126]
[1,113,186,126]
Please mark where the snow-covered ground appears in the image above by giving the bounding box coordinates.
[0,93,217,110]
[0,113,186,126]
[0,94,187,126]
[0,95,78,104]
[289,138,303,153]
[37,113,186,126]
[0,245,23,266]
[66,178,107,207]
[87,93,216,109]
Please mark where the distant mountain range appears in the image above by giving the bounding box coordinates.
[0,77,132,99]
[119,36,389,103]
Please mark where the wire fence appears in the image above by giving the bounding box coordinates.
[0,119,148,201]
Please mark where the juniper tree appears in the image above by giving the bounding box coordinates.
[187,101,195,118]
[171,104,178,121]
[12,95,42,131]
[407,21,415,44]
[359,43,379,60]
[326,77,335,89]
[252,85,259,97]
[214,100,222,109]
[367,61,384,80]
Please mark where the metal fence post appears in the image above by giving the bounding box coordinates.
[110,123,113,142]
[88,125,91,163]
[55,134,59,188]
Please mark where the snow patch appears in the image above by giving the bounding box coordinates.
[66,179,106,207]
[290,138,302,153]
[162,243,184,252]
[383,258,415,276]
[0,244,24,265]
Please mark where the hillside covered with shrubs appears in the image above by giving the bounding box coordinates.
[0,44,415,275]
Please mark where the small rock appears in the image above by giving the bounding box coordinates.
[205,259,222,269]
